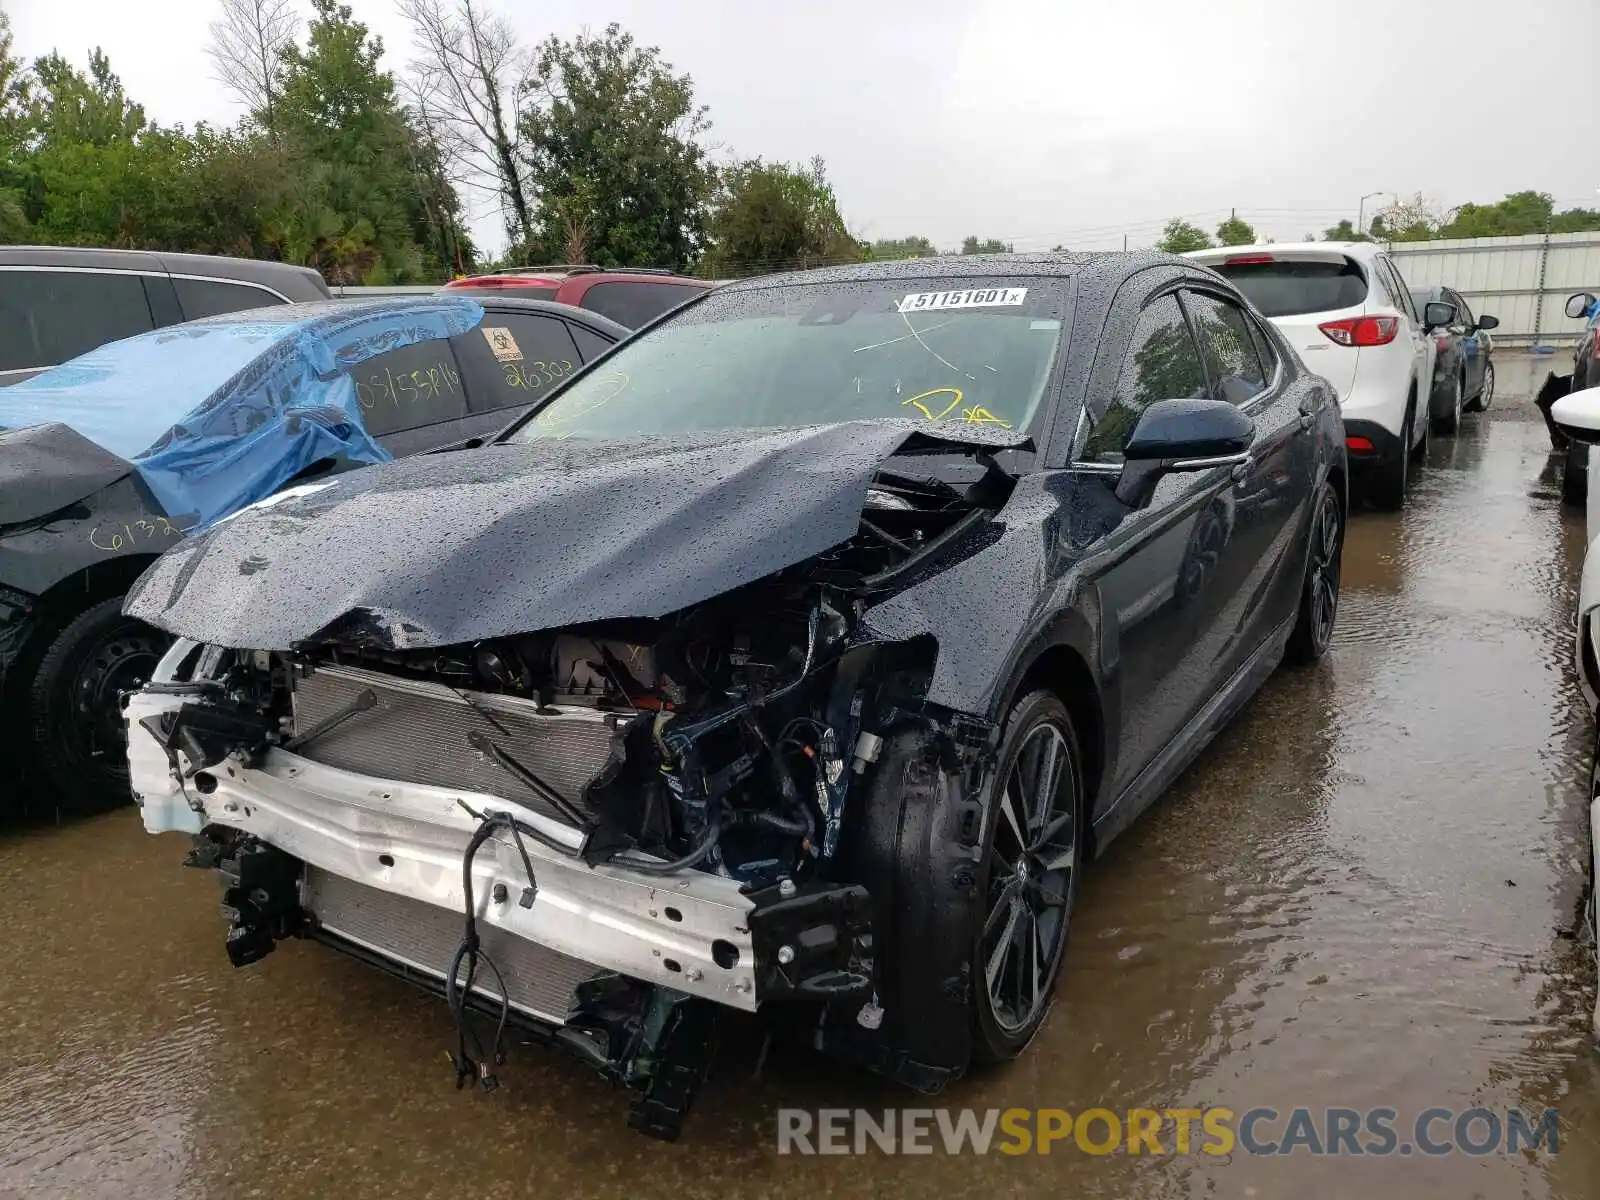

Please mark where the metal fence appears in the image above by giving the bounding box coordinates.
[1386,231,1600,348]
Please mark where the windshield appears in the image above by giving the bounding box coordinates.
[508,278,1067,441]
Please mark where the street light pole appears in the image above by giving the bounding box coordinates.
[1357,191,1386,239]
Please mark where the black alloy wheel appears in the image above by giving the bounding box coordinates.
[1286,481,1343,665]
[973,689,1085,1060]
[26,597,169,810]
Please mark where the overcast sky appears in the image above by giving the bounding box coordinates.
[13,0,1600,255]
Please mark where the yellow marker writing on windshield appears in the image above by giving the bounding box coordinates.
[962,405,1012,427]
[901,387,964,421]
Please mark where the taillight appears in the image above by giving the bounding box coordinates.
[1346,435,1375,453]
[1319,316,1399,347]
[1225,254,1274,265]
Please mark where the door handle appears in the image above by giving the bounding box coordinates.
[1230,458,1252,482]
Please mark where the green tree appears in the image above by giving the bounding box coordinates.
[702,156,865,277]
[870,235,937,260]
[518,23,715,270]
[1371,192,1442,243]
[1321,218,1370,242]
[29,49,145,147]
[1437,190,1600,238]
[961,235,1010,254]
[1215,212,1255,246]
[1156,218,1212,254]
[272,0,439,282]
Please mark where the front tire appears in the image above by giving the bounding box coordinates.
[1285,480,1343,665]
[25,597,169,811]
[971,689,1085,1063]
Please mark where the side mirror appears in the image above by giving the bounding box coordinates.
[1115,398,1255,507]
[1552,387,1600,447]
[1477,314,1499,331]
[1423,301,1457,331]
[1567,293,1599,321]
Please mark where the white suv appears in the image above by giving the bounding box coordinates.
[1186,242,1453,509]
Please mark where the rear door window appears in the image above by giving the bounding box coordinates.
[348,340,467,436]
[174,277,287,320]
[1211,259,1367,317]
[1085,293,1209,461]
[454,313,581,414]
[567,323,618,362]
[0,269,156,373]
[579,280,706,328]
[1379,257,1419,322]
[1182,291,1268,405]
[1245,313,1280,381]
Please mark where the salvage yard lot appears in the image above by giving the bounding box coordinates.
[1,374,1596,1199]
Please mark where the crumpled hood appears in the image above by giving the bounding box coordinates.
[0,422,133,526]
[124,420,1028,650]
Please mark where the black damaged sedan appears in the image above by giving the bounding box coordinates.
[124,253,1345,1138]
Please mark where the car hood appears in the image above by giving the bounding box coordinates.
[124,420,1028,650]
[0,422,133,526]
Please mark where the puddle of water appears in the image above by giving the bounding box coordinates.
[0,393,1594,1199]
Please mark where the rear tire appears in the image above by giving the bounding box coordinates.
[1431,372,1463,436]
[1466,361,1494,413]
[25,597,169,811]
[1370,408,1411,511]
[1285,480,1343,665]
[1563,441,1589,507]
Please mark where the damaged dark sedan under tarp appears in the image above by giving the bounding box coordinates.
[0,298,485,810]
[125,254,1348,1139]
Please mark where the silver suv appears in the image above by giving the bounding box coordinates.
[0,246,331,385]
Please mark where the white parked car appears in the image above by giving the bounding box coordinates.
[1549,384,1600,1044]
[1187,242,1455,509]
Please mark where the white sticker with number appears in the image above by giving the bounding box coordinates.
[897,287,1027,313]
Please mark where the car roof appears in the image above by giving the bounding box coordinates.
[712,251,1187,295]
[1185,240,1384,263]
[0,244,329,296]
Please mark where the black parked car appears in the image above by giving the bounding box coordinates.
[1536,291,1600,504]
[0,296,624,813]
[0,245,332,386]
[124,253,1345,1137]
[1409,283,1499,434]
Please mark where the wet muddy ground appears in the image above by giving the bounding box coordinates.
[2,374,1596,1199]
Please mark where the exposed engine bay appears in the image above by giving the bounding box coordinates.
[127,455,1016,1139]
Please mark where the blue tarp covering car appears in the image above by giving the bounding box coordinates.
[0,295,483,812]
[0,297,484,532]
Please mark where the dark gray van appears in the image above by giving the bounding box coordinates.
[0,246,331,385]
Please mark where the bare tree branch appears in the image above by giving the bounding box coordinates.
[208,0,298,138]
[398,0,533,251]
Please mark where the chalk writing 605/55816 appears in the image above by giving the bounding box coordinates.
[89,516,184,552]
[354,360,461,410]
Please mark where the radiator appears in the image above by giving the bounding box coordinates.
[301,867,597,1024]
[291,664,624,822]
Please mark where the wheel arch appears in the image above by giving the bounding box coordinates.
[31,553,161,629]
[1009,639,1107,857]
